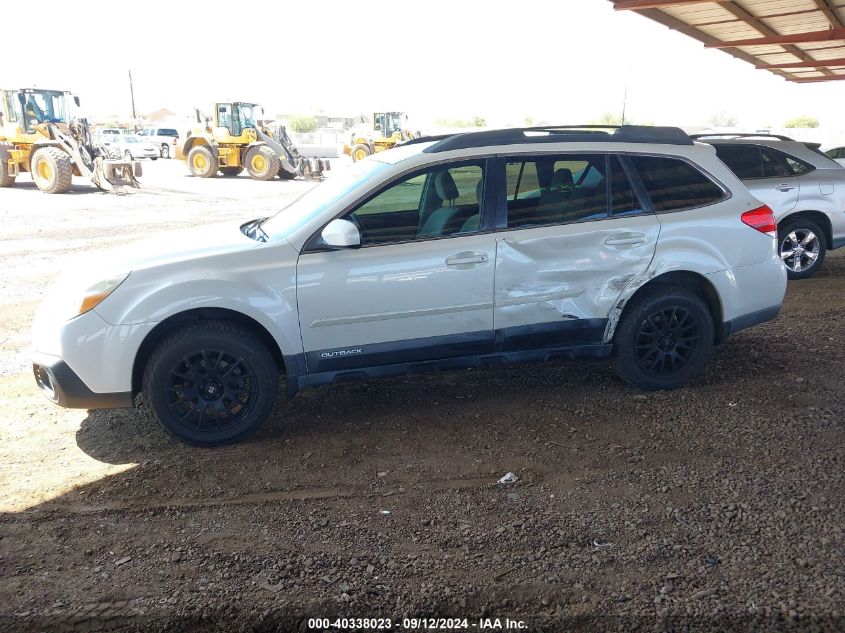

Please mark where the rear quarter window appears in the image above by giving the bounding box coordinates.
[629,155,726,213]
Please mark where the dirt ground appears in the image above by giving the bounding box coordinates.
[0,161,843,632]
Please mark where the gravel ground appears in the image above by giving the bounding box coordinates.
[0,161,842,632]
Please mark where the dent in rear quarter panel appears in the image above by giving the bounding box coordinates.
[602,199,776,341]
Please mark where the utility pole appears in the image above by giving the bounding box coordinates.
[128,69,136,120]
[621,83,628,125]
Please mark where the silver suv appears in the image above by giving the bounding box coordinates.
[694,134,845,279]
[32,126,787,446]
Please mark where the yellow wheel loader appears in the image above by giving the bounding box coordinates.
[0,88,141,194]
[180,102,329,180]
[343,112,415,162]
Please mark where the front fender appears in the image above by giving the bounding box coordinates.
[94,242,303,361]
[182,136,217,160]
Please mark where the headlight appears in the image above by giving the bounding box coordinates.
[74,273,130,317]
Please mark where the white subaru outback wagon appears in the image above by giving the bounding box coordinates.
[32,126,787,446]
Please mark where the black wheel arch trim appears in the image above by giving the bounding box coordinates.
[131,308,287,396]
[721,305,781,338]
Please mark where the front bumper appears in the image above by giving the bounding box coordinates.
[32,352,133,409]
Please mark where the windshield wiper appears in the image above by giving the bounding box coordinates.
[241,217,269,242]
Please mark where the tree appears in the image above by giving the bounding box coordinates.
[784,115,819,129]
[708,111,737,128]
[288,115,318,133]
[434,116,486,128]
[593,112,623,125]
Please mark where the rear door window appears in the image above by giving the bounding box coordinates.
[609,156,643,216]
[761,148,790,178]
[629,155,726,212]
[775,149,813,176]
[505,154,609,228]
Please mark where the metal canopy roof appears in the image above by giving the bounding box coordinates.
[610,0,845,83]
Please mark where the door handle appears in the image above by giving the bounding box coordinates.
[604,233,646,246]
[776,183,796,192]
[446,251,489,266]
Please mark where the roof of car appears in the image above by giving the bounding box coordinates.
[690,133,795,142]
[694,135,843,170]
[415,125,693,153]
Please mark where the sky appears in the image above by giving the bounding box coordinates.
[4,0,843,130]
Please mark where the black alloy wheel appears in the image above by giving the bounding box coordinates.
[143,321,278,446]
[164,349,259,434]
[634,306,701,376]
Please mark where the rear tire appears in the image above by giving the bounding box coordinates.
[31,147,73,194]
[161,144,171,159]
[220,166,244,177]
[614,285,714,391]
[142,321,279,446]
[778,219,826,280]
[351,144,370,162]
[0,142,15,187]
[187,145,217,178]
[244,146,280,181]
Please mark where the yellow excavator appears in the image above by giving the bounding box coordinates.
[0,88,141,194]
[343,112,415,162]
[180,101,329,180]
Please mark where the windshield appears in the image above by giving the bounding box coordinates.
[237,103,257,131]
[261,159,391,240]
[19,90,69,126]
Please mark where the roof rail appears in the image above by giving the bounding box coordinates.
[424,125,692,153]
[394,134,454,147]
[690,132,795,142]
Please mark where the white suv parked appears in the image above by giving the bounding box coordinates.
[694,134,845,279]
[32,126,787,446]
[138,127,180,159]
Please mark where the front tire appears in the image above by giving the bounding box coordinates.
[779,219,825,280]
[244,146,280,181]
[0,142,16,187]
[351,144,370,162]
[187,145,217,178]
[31,147,73,194]
[614,286,714,391]
[142,321,279,446]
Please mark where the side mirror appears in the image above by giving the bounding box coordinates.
[321,219,361,248]
[73,96,81,107]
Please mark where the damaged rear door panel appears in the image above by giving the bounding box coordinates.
[493,153,660,349]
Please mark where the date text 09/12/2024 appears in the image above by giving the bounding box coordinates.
[307,617,528,630]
